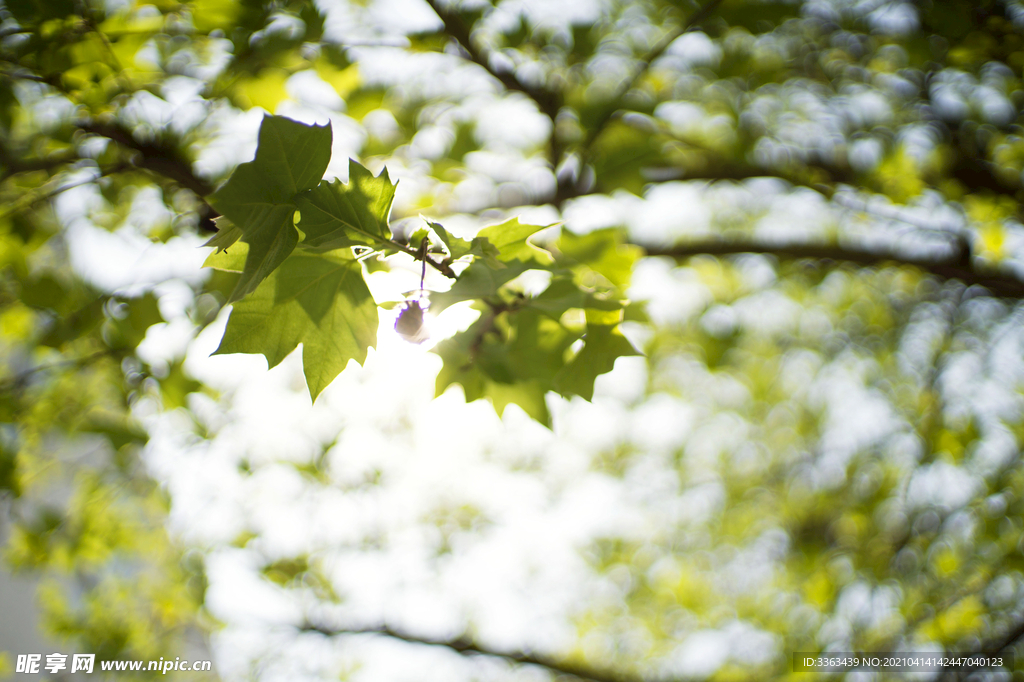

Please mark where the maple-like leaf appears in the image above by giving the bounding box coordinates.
[554,323,639,401]
[214,248,377,401]
[294,160,397,251]
[476,218,556,265]
[202,216,243,253]
[209,115,332,300]
[433,310,552,424]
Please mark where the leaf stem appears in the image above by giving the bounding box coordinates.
[379,235,458,279]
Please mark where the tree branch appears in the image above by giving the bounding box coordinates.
[77,120,220,231]
[77,121,214,197]
[0,348,121,394]
[0,165,130,221]
[581,0,724,153]
[0,142,80,179]
[300,622,649,682]
[421,0,562,122]
[644,240,1024,298]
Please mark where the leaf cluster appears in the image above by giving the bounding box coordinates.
[202,115,639,413]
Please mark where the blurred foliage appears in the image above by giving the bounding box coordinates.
[4,0,1024,679]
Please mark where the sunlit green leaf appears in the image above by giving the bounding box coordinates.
[294,160,397,251]
[427,259,533,313]
[556,228,641,293]
[215,249,377,400]
[476,218,555,265]
[202,216,243,253]
[554,323,638,401]
[209,114,332,300]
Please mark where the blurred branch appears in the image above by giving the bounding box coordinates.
[300,622,649,682]
[417,0,575,188]
[0,165,129,221]
[77,120,214,197]
[0,142,80,179]
[581,0,724,153]
[0,348,120,394]
[421,0,562,124]
[644,240,1024,298]
[77,119,220,230]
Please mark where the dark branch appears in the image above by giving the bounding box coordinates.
[644,240,1024,298]
[300,622,649,682]
[946,124,1024,206]
[77,120,220,231]
[77,121,214,197]
[421,0,562,123]
[388,238,458,279]
[0,143,80,179]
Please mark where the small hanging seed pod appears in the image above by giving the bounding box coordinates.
[395,298,430,344]
[395,235,432,343]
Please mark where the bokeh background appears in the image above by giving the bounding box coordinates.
[3,0,1024,680]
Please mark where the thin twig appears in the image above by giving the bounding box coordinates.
[0,143,81,181]
[0,170,118,222]
[0,348,121,394]
[300,622,649,682]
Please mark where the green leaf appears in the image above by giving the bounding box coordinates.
[433,311,552,424]
[556,227,641,293]
[39,297,105,348]
[215,249,377,401]
[435,307,581,425]
[159,361,203,411]
[294,160,397,251]
[428,259,533,313]
[426,219,473,259]
[485,380,550,424]
[554,323,639,401]
[202,216,243,253]
[203,240,247,272]
[589,119,666,194]
[212,198,295,302]
[189,0,242,33]
[105,293,164,350]
[82,416,149,450]
[0,439,18,498]
[476,218,556,265]
[427,219,504,269]
[506,309,579,386]
[526,276,624,320]
[209,114,332,300]
[19,275,66,309]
